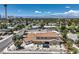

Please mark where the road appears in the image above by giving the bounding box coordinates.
[0,35,13,53]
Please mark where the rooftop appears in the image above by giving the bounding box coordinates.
[23,31,62,43]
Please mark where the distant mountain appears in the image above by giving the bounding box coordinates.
[6,15,79,18]
[17,15,79,18]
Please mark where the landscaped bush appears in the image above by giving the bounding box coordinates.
[60,25,66,32]
[14,39,23,49]
[65,40,78,54]
[70,47,78,54]
[12,35,24,49]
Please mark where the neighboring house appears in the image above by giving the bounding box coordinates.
[7,24,17,29]
[44,25,56,28]
[7,26,15,29]
[48,23,56,26]
[67,33,78,41]
[44,25,57,31]
[32,25,40,29]
[13,28,25,36]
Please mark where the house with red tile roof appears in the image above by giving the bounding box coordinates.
[23,31,63,47]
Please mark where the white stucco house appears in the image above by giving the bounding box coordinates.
[67,33,78,41]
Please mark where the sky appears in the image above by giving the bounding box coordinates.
[0,4,79,18]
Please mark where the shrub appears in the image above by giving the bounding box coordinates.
[70,47,78,54]
[14,39,23,49]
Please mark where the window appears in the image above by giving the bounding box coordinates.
[36,37,54,39]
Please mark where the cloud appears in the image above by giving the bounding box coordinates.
[52,10,79,16]
[64,10,79,16]
[65,6,70,8]
[47,11,51,13]
[51,12,63,15]
[17,10,21,13]
[34,11,51,14]
[34,10,79,18]
[35,11,42,13]
[51,10,79,18]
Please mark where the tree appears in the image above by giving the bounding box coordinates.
[65,40,78,54]
[40,23,44,29]
[16,24,25,30]
[13,35,23,49]
[71,47,78,54]
[14,39,23,49]
[68,20,72,26]
[39,20,44,29]
[60,25,66,32]
[66,40,73,49]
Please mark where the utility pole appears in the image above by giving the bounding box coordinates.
[4,4,7,20]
